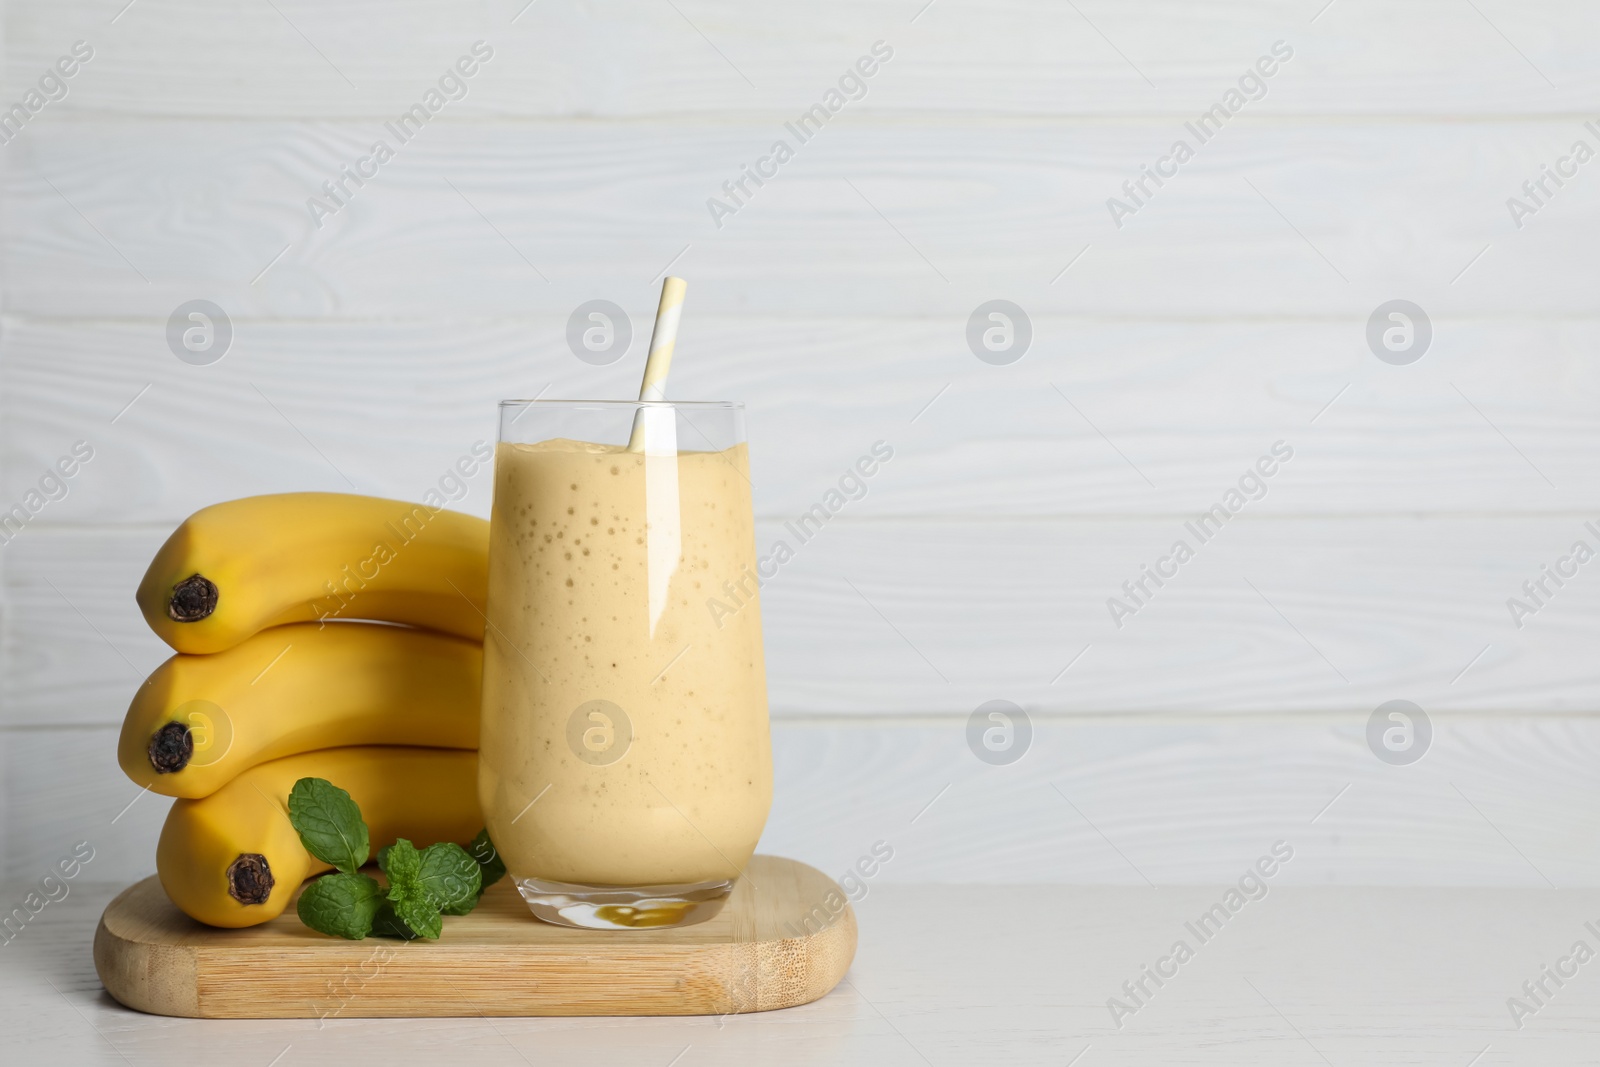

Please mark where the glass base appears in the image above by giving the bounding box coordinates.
[513,875,734,929]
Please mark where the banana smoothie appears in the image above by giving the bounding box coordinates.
[479,435,772,895]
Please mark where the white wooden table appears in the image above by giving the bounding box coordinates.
[7,879,1596,1065]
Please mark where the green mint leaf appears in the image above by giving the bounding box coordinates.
[383,838,422,891]
[419,843,483,915]
[370,899,422,941]
[296,872,383,940]
[380,838,443,939]
[469,829,507,892]
[390,892,443,941]
[287,777,368,875]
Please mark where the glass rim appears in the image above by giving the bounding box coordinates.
[498,399,742,410]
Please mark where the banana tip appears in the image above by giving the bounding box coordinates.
[148,722,193,774]
[226,854,274,905]
[167,574,218,622]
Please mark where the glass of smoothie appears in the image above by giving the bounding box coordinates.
[479,399,773,929]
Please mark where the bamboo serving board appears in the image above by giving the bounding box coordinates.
[94,855,856,1018]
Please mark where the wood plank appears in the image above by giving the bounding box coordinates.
[93,858,856,1017]
[8,714,1600,892]
[0,724,173,886]
[8,0,1597,118]
[5,118,1594,318]
[0,527,175,726]
[7,516,1600,726]
[5,316,1599,526]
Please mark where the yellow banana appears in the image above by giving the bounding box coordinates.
[137,493,489,654]
[157,746,481,928]
[119,622,480,800]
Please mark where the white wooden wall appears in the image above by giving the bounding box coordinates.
[4,1,1599,888]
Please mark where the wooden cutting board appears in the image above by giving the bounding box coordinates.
[94,855,856,1018]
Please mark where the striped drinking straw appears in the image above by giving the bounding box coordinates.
[626,276,687,453]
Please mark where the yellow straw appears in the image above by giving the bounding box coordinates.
[627,276,687,452]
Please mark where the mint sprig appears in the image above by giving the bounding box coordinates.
[380,839,441,940]
[285,776,505,941]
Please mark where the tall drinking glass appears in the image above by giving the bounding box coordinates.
[479,400,773,929]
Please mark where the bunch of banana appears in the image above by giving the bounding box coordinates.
[120,493,491,928]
